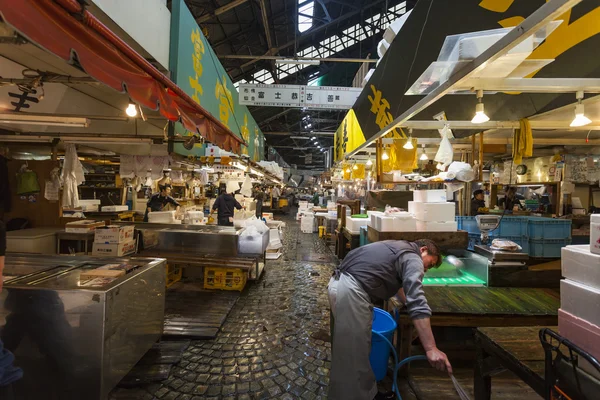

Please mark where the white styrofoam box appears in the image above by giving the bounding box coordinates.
[94,225,135,244]
[92,239,136,257]
[328,210,337,217]
[327,201,336,210]
[346,217,369,233]
[558,308,600,364]
[368,211,384,227]
[562,246,600,290]
[393,217,417,232]
[262,212,273,220]
[269,228,281,244]
[101,205,129,212]
[6,228,58,254]
[148,210,176,223]
[591,220,600,255]
[413,190,447,203]
[377,216,396,232]
[408,201,455,222]
[561,279,600,327]
[298,201,309,208]
[79,199,101,212]
[416,221,458,232]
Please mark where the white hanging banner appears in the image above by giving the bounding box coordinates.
[238,83,361,110]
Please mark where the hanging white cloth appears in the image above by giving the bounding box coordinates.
[199,170,209,185]
[240,176,253,197]
[61,144,85,208]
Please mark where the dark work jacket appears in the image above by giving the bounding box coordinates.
[338,241,419,301]
[470,199,486,215]
[212,193,242,219]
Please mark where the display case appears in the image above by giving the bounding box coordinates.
[0,254,166,400]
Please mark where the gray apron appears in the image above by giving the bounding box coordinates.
[328,273,377,400]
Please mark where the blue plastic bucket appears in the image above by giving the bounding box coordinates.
[370,307,397,381]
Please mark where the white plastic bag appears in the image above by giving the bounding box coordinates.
[434,125,454,168]
[447,162,475,182]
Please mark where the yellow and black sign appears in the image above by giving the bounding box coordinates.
[333,109,367,162]
[350,0,600,142]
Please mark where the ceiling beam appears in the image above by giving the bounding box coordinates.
[347,0,582,158]
[236,0,389,70]
[196,0,250,23]
[219,55,377,63]
[264,131,335,136]
[399,120,600,130]
[258,108,294,126]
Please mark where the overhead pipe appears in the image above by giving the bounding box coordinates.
[53,0,246,146]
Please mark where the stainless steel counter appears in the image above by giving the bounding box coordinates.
[0,254,166,400]
[111,221,268,256]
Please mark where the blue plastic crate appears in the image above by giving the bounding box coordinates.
[498,217,529,237]
[359,226,369,247]
[456,216,480,234]
[527,217,572,240]
[467,232,496,250]
[528,238,572,258]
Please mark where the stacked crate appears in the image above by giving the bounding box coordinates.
[456,216,571,256]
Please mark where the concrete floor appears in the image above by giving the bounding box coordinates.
[110,212,541,400]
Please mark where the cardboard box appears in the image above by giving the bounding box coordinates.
[80,268,126,281]
[94,225,135,244]
[92,239,136,257]
[101,205,129,212]
[65,220,105,233]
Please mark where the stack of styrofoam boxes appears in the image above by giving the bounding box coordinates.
[92,225,136,257]
[301,212,315,233]
[559,243,600,376]
[346,217,369,234]
[409,190,457,232]
[296,201,313,221]
[368,210,416,232]
[266,226,283,259]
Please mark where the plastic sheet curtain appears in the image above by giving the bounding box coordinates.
[382,139,418,173]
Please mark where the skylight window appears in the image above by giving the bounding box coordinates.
[298,0,314,33]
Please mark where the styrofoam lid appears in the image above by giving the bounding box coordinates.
[591,214,600,223]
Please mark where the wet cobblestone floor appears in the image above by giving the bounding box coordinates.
[110,214,337,400]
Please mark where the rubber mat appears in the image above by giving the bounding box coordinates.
[163,282,240,339]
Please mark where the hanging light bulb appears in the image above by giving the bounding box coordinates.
[346,167,351,173]
[571,91,592,127]
[125,103,138,117]
[403,129,414,150]
[353,163,358,170]
[420,145,428,161]
[366,157,373,166]
[381,147,389,160]
[471,89,489,124]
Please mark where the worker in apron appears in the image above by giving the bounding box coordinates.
[327,239,452,400]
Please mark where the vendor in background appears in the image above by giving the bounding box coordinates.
[470,189,486,216]
[212,186,243,226]
[312,190,320,206]
[271,185,281,210]
[252,185,265,219]
[0,221,23,399]
[144,183,181,222]
[499,186,523,211]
